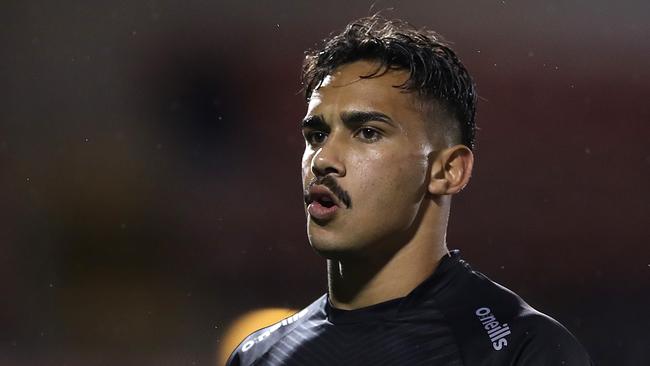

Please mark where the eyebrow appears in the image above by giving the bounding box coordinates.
[300,115,327,129]
[300,110,396,129]
[340,110,396,128]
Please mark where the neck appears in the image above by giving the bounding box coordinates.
[327,198,450,310]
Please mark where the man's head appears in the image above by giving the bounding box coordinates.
[303,16,477,151]
[300,17,476,260]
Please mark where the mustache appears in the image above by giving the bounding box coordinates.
[305,175,352,208]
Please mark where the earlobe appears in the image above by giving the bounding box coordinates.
[427,145,474,195]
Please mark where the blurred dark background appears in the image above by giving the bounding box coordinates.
[1,1,648,365]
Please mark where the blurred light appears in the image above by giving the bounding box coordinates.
[218,307,297,365]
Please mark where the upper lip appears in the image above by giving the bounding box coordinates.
[305,185,343,207]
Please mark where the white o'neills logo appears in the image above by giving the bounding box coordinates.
[241,308,310,353]
[475,307,511,350]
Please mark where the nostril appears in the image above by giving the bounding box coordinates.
[312,165,340,177]
[311,151,345,177]
[323,167,340,175]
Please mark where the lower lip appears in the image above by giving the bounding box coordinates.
[308,201,339,221]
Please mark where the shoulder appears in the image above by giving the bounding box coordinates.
[506,307,594,365]
[225,294,327,366]
[435,260,593,365]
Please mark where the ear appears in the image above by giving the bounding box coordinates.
[428,145,474,195]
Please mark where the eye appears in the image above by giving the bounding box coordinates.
[356,127,382,142]
[305,131,327,145]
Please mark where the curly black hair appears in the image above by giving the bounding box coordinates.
[302,16,477,150]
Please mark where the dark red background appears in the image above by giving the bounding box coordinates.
[1,1,648,365]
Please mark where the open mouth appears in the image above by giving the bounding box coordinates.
[316,196,336,208]
[306,186,341,221]
[305,186,340,209]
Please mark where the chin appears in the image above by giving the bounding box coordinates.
[309,244,359,261]
[307,229,367,261]
[307,232,340,257]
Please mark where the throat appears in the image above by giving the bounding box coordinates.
[326,243,448,310]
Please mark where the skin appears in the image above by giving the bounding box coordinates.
[301,60,474,310]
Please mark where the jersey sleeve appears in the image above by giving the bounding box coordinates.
[222,301,322,366]
[433,263,594,366]
[224,350,240,366]
[510,312,594,366]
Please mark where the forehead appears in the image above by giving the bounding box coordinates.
[307,61,423,118]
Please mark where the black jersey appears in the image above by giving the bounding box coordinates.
[226,250,592,366]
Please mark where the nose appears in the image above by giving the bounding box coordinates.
[311,138,346,178]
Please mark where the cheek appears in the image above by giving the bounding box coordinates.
[351,149,428,202]
[301,149,314,182]
[398,151,430,187]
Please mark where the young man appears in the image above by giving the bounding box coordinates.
[227,16,593,365]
